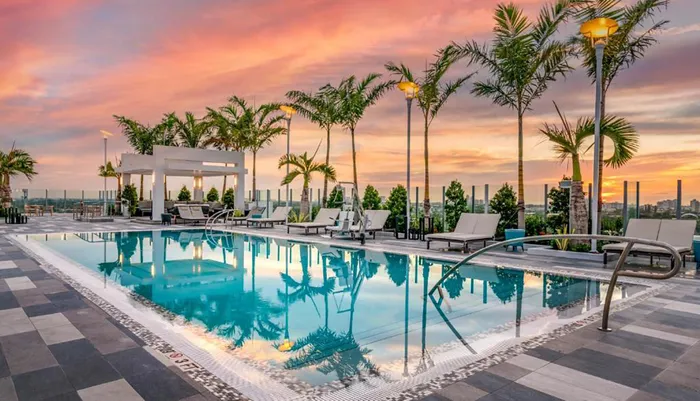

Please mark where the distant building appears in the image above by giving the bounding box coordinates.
[691,199,700,213]
[602,202,624,211]
[656,199,676,211]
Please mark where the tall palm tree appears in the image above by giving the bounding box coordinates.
[98,159,122,204]
[0,144,38,207]
[114,115,154,200]
[332,74,393,191]
[286,88,341,207]
[153,115,178,199]
[452,1,577,229]
[234,97,286,201]
[277,244,336,316]
[204,103,250,194]
[278,147,337,217]
[385,47,474,217]
[168,112,210,149]
[540,102,638,235]
[573,0,669,230]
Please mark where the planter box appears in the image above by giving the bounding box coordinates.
[527,246,616,263]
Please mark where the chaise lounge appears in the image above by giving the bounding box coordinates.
[603,218,695,267]
[177,205,208,225]
[327,210,391,239]
[246,206,288,228]
[287,208,340,234]
[426,213,501,252]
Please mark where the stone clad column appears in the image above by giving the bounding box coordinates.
[193,176,204,202]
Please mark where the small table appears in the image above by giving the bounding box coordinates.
[505,229,526,252]
[161,213,173,225]
[693,236,700,265]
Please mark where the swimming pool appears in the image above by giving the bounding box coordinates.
[21,229,648,399]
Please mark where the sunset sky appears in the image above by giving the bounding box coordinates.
[1,0,699,204]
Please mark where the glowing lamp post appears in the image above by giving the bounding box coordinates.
[580,17,618,251]
[100,130,113,216]
[398,82,419,239]
[280,105,296,224]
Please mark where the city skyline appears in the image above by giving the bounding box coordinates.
[2,0,700,203]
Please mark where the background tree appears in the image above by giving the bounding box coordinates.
[489,183,518,238]
[168,111,209,149]
[205,102,249,194]
[206,187,220,202]
[222,188,235,209]
[386,46,473,217]
[547,184,570,232]
[362,185,382,210]
[384,185,408,230]
[0,144,38,207]
[154,114,179,199]
[540,102,637,236]
[114,115,154,200]
[178,185,192,201]
[121,184,138,216]
[573,0,669,230]
[453,1,577,229]
[279,149,337,217]
[98,160,121,208]
[286,88,341,207]
[333,74,393,191]
[444,180,468,231]
[326,186,344,209]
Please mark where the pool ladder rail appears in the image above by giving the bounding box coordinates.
[430,234,683,332]
[204,208,237,249]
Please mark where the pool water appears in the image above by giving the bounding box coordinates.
[28,230,645,387]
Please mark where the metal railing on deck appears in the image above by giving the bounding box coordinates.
[429,234,682,332]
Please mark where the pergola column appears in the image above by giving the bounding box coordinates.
[152,165,165,221]
[193,175,204,202]
[234,174,245,210]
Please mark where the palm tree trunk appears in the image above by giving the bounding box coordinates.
[139,175,144,201]
[517,113,525,229]
[252,151,257,202]
[351,128,358,191]
[301,185,310,217]
[423,117,431,217]
[322,127,331,207]
[164,176,168,200]
[222,175,227,197]
[596,95,607,234]
[571,180,588,240]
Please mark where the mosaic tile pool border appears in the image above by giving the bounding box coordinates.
[8,231,670,401]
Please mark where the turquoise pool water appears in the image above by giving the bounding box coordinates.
[28,230,645,386]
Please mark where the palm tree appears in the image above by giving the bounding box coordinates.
[153,115,178,199]
[332,74,393,191]
[168,112,209,149]
[286,88,341,207]
[277,244,336,316]
[98,159,122,204]
[385,47,474,216]
[114,115,154,200]
[540,102,638,235]
[204,103,250,194]
[278,147,337,217]
[0,144,38,207]
[234,97,286,201]
[573,0,669,230]
[452,1,577,229]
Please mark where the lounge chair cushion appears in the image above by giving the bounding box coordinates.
[624,219,661,241]
[631,244,691,254]
[657,219,696,248]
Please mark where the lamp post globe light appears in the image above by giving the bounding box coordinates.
[280,105,296,224]
[397,81,419,239]
[580,17,618,251]
[100,130,113,216]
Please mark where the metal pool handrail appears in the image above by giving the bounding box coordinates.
[429,234,683,332]
[205,208,232,231]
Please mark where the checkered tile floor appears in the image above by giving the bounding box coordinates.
[0,237,217,401]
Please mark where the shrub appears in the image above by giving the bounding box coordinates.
[311,205,320,220]
[288,209,307,223]
[601,216,623,236]
[206,187,219,202]
[489,183,518,238]
[327,186,344,209]
[384,185,407,229]
[525,214,548,237]
[121,184,138,216]
[547,185,569,232]
[178,185,191,201]
[445,180,468,231]
[362,184,382,210]
[222,188,235,209]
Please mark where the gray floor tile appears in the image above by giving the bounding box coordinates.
[627,390,669,400]
[598,329,689,360]
[0,344,9,378]
[38,323,84,345]
[105,347,164,377]
[123,367,199,401]
[517,371,617,401]
[0,331,58,375]
[485,362,530,382]
[62,307,108,328]
[78,379,144,401]
[645,309,700,331]
[0,308,34,337]
[0,377,17,401]
[62,354,122,390]
[14,292,49,308]
[435,381,487,401]
[642,379,700,401]
[585,341,673,369]
[32,279,67,294]
[655,369,700,392]
[525,347,565,362]
[11,366,74,401]
[420,394,451,401]
[49,339,101,365]
[0,292,19,310]
[80,320,139,355]
[462,371,512,393]
[0,281,9,293]
[23,302,60,317]
[487,382,562,401]
[554,348,662,389]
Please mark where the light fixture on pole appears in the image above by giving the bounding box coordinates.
[580,17,618,251]
[280,105,296,224]
[398,81,419,239]
[100,130,113,216]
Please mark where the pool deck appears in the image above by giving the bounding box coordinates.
[1,215,700,401]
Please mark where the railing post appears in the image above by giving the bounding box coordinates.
[677,179,682,220]
[290,189,293,210]
[317,188,321,208]
[588,183,592,232]
[484,184,489,214]
[82,190,84,202]
[309,187,313,207]
[63,190,67,213]
[623,181,629,232]
[442,186,446,232]
[415,186,419,220]
[266,189,271,218]
[45,189,48,209]
[636,181,640,218]
[471,185,476,213]
[278,189,281,208]
[544,184,549,216]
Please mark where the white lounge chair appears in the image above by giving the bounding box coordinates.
[287,208,341,234]
[326,211,355,235]
[247,207,288,228]
[330,210,390,239]
[426,213,501,252]
[603,219,695,267]
[177,205,207,225]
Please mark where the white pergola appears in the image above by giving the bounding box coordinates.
[117,146,246,221]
